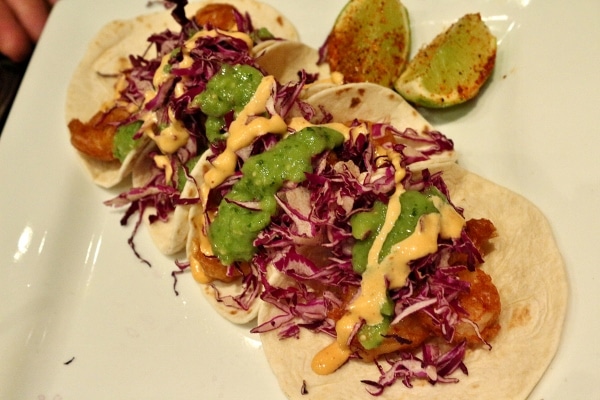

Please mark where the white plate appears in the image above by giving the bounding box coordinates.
[1,0,598,398]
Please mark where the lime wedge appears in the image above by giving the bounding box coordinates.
[395,13,497,108]
[324,0,410,88]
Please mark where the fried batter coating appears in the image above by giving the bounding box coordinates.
[194,3,239,30]
[190,248,250,283]
[449,218,498,266]
[347,217,500,361]
[465,218,497,256]
[453,267,501,344]
[352,266,500,363]
[68,106,130,161]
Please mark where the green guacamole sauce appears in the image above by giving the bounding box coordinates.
[351,190,440,274]
[208,126,344,266]
[112,120,143,163]
[194,63,264,143]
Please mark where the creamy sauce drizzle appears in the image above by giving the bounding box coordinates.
[153,155,173,184]
[147,108,190,154]
[287,116,356,142]
[189,214,213,284]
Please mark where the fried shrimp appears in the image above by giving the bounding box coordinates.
[68,106,130,161]
[449,218,497,267]
[349,215,500,363]
[453,267,501,345]
[465,218,497,256]
[194,3,239,30]
[347,267,500,367]
[190,248,251,283]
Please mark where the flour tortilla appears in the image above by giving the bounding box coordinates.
[254,40,331,84]
[65,0,300,188]
[131,150,210,255]
[258,163,568,399]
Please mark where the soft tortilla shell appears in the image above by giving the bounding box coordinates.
[258,164,568,399]
[303,82,433,134]
[66,0,299,187]
[254,40,330,84]
[130,148,209,255]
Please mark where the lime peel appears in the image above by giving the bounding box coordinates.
[395,13,497,108]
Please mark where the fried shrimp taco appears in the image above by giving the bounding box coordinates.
[257,163,567,399]
[248,86,568,398]
[66,0,303,255]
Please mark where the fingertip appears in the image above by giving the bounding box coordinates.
[0,37,33,64]
[4,0,52,43]
[0,4,34,63]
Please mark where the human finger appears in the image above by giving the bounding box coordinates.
[5,0,52,42]
[0,0,34,62]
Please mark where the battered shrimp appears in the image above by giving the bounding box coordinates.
[68,106,130,161]
[190,247,250,283]
[465,218,497,257]
[354,267,500,363]
[194,3,239,30]
[453,267,501,345]
[449,218,497,266]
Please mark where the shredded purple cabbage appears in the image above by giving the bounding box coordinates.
[362,341,468,395]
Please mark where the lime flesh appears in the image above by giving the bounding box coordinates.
[324,0,410,88]
[395,13,497,108]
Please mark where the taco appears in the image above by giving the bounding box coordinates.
[66,0,303,255]
[247,86,567,397]
[257,162,567,399]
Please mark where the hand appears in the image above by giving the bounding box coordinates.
[0,0,58,63]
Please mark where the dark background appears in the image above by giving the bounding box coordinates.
[0,55,27,134]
